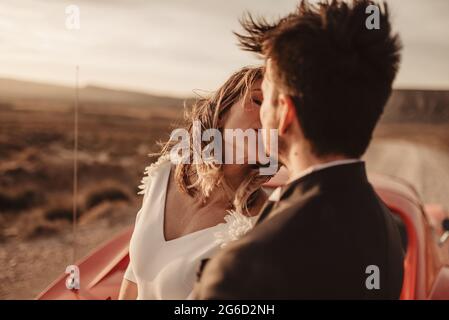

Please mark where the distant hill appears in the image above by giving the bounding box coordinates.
[0,78,186,109]
[382,89,449,123]
[0,78,448,122]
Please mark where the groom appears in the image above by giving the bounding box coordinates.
[193,0,404,299]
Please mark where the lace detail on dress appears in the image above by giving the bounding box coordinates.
[214,210,257,248]
[137,154,171,195]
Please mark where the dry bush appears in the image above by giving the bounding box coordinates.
[44,207,73,222]
[0,189,44,213]
[82,182,132,210]
[26,223,60,239]
[10,208,70,240]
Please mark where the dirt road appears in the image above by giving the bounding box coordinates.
[365,138,449,209]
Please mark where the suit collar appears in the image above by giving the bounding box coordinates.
[256,161,369,225]
[281,161,368,200]
[287,159,362,183]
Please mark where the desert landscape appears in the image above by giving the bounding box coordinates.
[0,79,448,299]
[0,79,185,299]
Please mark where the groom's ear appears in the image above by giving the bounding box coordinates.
[278,93,297,135]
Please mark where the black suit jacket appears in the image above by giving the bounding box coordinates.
[193,162,404,299]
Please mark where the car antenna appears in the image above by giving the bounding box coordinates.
[72,65,79,264]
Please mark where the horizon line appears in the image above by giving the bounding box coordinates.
[1,74,449,100]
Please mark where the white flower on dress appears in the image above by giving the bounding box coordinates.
[214,210,257,248]
[137,154,170,195]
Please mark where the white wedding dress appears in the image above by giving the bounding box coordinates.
[124,157,257,299]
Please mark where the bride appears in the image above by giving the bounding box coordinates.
[119,66,270,299]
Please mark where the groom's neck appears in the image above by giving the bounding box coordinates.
[282,142,349,183]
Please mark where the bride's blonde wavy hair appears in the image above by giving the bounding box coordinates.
[156,66,270,215]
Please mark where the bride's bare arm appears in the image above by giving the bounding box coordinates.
[119,279,137,300]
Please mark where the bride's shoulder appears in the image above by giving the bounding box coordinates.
[137,154,172,196]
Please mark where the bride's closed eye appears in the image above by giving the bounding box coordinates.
[252,97,262,106]
[251,92,263,107]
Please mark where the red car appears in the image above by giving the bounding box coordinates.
[37,171,449,300]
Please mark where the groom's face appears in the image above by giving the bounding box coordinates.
[260,60,280,156]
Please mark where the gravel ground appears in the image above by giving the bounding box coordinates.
[0,205,136,300]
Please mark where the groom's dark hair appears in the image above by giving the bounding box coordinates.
[235,0,401,158]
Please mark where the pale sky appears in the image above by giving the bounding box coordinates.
[0,0,448,97]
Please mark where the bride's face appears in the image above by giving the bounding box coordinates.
[220,79,263,165]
